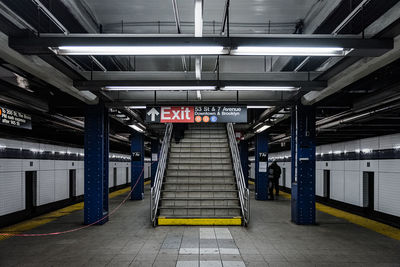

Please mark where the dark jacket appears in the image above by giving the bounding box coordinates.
[269,162,281,181]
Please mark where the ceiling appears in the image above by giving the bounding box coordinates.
[0,0,399,152]
[85,0,316,34]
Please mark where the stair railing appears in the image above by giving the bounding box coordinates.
[150,123,173,226]
[227,123,250,225]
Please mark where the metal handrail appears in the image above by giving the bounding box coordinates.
[150,123,173,226]
[226,123,250,225]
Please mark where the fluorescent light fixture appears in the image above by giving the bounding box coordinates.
[255,125,270,133]
[116,114,126,118]
[50,46,226,55]
[128,106,146,109]
[222,86,299,91]
[247,105,273,109]
[231,46,349,56]
[129,124,145,133]
[104,86,216,91]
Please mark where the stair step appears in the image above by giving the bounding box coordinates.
[166,171,234,176]
[161,197,238,201]
[185,131,226,135]
[171,143,228,148]
[159,206,241,209]
[169,153,231,158]
[169,159,231,164]
[179,138,227,142]
[165,176,235,179]
[165,178,236,184]
[167,166,232,171]
[163,182,236,185]
[159,216,241,219]
[162,189,237,192]
[170,148,230,153]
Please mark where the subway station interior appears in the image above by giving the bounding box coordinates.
[0,0,400,266]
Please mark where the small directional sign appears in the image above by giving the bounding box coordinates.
[0,106,32,130]
[146,106,247,123]
[132,152,141,161]
[147,107,160,122]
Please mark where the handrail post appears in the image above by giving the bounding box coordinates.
[150,123,173,226]
[226,123,250,225]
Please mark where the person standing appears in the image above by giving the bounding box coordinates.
[268,161,281,200]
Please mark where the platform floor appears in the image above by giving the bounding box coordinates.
[1,186,400,267]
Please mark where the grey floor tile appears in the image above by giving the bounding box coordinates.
[2,187,400,267]
[176,261,200,267]
[221,261,246,267]
[153,260,177,267]
[200,260,223,267]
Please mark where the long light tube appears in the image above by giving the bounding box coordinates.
[247,106,273,109]
[50,46,226,55]
[255,125,271,133]
[104,86,216,91]
[231,46,348,56]
[128,106,146,109]
[222,86,299,91]
[129,124,145,133]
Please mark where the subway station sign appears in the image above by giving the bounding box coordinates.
[146,106,247,123]
[0,106,32,130]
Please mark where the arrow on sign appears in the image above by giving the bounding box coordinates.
[147,108,160,121]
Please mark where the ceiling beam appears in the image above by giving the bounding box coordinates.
[107,100,291,108]
[74,79,327,91]
[79,71,323,81]
[9,35,393,57]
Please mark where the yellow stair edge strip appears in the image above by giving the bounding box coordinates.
[0,186,133,241]
[158,217,242,226]
[279,191,400,241]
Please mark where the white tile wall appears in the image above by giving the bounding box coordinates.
[267,132,400,217]
[0,137,132,217]
[344,171,361,206]
[54,170,68,201]
[330,170,345,202]
[0,172,24,216]
[378,172,400,217]
[38,170,55,206]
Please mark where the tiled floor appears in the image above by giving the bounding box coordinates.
[1,185,400,267]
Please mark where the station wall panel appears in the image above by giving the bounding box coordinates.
[0,138,134,218]
[268,132,400,218]
[0,172,23,216]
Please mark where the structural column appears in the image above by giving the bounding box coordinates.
[150,139,160,187]
[291,103,316,225]
[255,131,269,200]
[131,132,144,200]
[239,140,249,187]
[84,102,109,225]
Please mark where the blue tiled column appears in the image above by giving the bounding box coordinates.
[151,139,160,187]
[84,102,109,225]
[131,132,144,200]
[239,140,249,187]
[291,103,316,225]
[255,131,268,200]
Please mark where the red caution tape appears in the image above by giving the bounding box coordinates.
[0,166,147,237]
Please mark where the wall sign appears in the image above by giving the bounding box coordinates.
[132,152,141,161]
[259,152,268,162]
[146,106,247,123]
[0,106,32,130]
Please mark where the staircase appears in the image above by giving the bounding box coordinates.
[157,124,242,225]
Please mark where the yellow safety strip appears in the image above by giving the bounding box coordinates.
[0,186,134,241]
[158,217,242,226]
[280,191,400,241]
[248,180,255,185]
[144,180,151,185]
